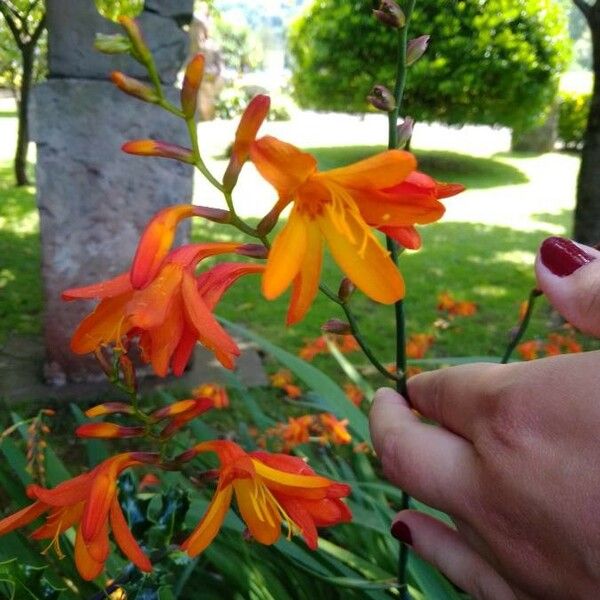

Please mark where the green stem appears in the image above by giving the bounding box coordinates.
[386,4,416,597]
[319,284,400,383]
[501,288,542,364]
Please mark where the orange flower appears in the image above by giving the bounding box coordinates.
[223,95,271,191]
[545,333,582,356]
[318,414,352,446]
[270,369,302,398]
[343,383,364,407]
[339,334,360,354]
[251,137,447,324]
[278,415,314,451]
[0,453,157,580]
[179,440,351,555]
[298,336,328,361]
[193,383,230,409]
[377,172,464,250]
[517,340,541,361]
[151,397,214,438]
[63,207,264,377]
[406,333,435,359]
[437,291,477,317]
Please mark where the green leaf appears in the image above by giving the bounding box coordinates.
[409,552,464,600]
[325,338,374,399]
[220,319,370,441]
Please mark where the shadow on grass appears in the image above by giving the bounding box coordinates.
[305,145,528,189]
[0,162,42,341]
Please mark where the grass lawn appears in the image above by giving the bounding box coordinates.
[0,139,593,386]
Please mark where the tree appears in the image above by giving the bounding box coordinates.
[571,0,600,244]
[288,0,570,131]
[0,0,45,186]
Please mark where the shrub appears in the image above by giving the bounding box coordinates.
[289,0,571,130]
[558,90,590,150]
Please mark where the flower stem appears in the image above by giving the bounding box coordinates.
[386,3,416,596]
[319,284,400,383]
[501,288,542,364]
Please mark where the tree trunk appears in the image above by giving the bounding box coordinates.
[574,17,600,244]
[15,45,34,187]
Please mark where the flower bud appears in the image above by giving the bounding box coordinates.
[118,16,151,64]
[321,319,352,335]
[95,33,131,54]
[85,402,134,418]
[337,278,356,302]
[396,116,414,148]
[111,71,158,103]
[236,244,269,259]
[122,140,195,164]
[119,354,137,392]
[372,0,405,28]
[181,54,205,119]
[75,423,144,439]
[151,399,197,420]
[367,85,396,112]
[193,206,232,224]
[406,35,430,66]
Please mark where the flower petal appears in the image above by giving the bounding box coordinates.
[110,498,152,572]
[234,478,281,545]
[170,327,197,376]
[250,136,317,200]
[181,271,240,369]
[197,263,265,311]
[378,225,422,249]
[131,204,198,289]
[62,273,132,301]
[70,293,132,354]
[262,209,308,300]
[0,501,46,536]
[275,497,318,550]
[318,202,404,304]
[75,526,104,581]
[324,149,416,190]
[286,220,323,325]
[147,297,185,377]
[181,485,233,557]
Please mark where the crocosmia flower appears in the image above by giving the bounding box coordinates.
[250,136,455,323]
[63,206,264,376]
[179,440,351,555]
[0,453,157,580]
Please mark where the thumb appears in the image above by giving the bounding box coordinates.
[535,237,600,337]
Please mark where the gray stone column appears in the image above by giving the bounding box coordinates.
[31,1,194,384]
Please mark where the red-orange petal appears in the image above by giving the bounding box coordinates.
[130,204,198,289]
[378,225,422,249]
[75,423,144,439]
[0,501,46,536]
[62,272,132,301]
[181,53,205,118]
[75,525,104,581]
[110,497,152,572]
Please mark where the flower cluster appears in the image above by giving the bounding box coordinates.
[437,291,478,317]
[298,334,360,361]
[517,331,582,361]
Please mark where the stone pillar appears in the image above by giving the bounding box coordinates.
[30,1,194,384]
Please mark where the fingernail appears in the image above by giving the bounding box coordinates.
[540,237,595,277]
[391,520,413,545]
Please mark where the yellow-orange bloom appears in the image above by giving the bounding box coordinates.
[179,441,351,555]
[343,383,364,407]
[0,453,157,580]
[250,137,449,323]
[406,333,435,359]
[318,414,352,446]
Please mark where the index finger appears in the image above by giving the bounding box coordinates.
[407,362,506,440]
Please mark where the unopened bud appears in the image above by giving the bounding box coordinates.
[236,244,268,259]
[75,423,144,439]
[122,140,195,164]
[338,278,356,302]
[406,35,430,66]
[119,355,137,392]
[151,399,196,421]
[95,33,131,54]
[85,402,134,418]
[181,53,205,119]
[118,16,151,64]
[111,71,158,103]
[396,116,414,148]
[257,204,283,237]
[367,85,396,112]
[193,205,231,224]
[321,319,352,335]
[372,0,405,28]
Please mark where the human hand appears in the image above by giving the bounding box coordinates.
[370,238,600,599]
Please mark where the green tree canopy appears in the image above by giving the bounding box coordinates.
[289,0,571,129]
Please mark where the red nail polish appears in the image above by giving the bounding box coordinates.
[540,237,594,277]
[391,520,413,545]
